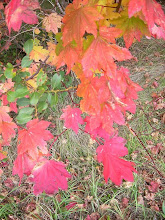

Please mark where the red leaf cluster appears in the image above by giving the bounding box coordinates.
[5,0,39,33]
[13,119,71,195]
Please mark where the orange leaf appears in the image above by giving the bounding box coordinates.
[62,0,103,46]
[0,121,17,146]
[43,13,62,34]
[56,43,80,74]
[82,28,132,77]
[17,119,53,159]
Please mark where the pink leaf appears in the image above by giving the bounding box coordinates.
[0,121,17,146]
[5,0,39,33]
[60,105,84,134]
[96,136,136,185]
[31,159,71,195]
[13,153,36,184]
[0,169,3,177]
[128,0,165,40]
[0,106,12,123]
[1,95,18,113]
[66,202,77,210]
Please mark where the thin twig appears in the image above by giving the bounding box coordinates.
[61,81,79,107]
[55,0,65,15]
[126,122,165,178]
[116,0,122,12]
[96,5,117,8]
[48,129,68,153]
[25,56,49,81]
[138,103,165,134]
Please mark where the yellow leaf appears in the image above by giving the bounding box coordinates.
[47,42,58,66]
[110,10,150,48]
[29,45,49,62]
[97,0,121,20]
[23,63,38,90]
[34,28,40,34]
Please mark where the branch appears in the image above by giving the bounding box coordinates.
[25,56,49,81]
[47,86,77,94]
[137,103,165,135]
[55,0,65,15]
[96,5,117,9]
[116,0,122,12]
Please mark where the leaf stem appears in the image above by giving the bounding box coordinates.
[48,129,68,154]
[45,86,77,94]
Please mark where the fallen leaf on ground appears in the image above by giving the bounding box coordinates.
[137,195,144,205]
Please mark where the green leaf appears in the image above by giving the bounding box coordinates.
[51,93,58,107]
[4,63,15,79]
[51,73,61,89]
[16,107,34,124]
[13,75,22,83]
[17,98,30,106]
[162,201,165,214]
[16,113,33,124]
[47,93,52,104]
[19,71,30,78]
[15,87,29,98]
[0,75,6,82]
[37,70,47,86]
[37,101,48,113]
[7,91,16,102]
[18,107,34,115]
[21,56,33,68]
[30,92,40,105]
[39,93,48,102]
[0,68,3,74]
[24,39,33,55]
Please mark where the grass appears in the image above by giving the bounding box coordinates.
[0,35,165,220]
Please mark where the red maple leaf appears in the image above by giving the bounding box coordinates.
[84,115,111,140]
[128,0,165,40]
[82,27,132,77]
[0,106,13,123]
[12,153,36,183]
[0,121,17,146]
[96,136,136,185]
[56,43,80,74]
[17,119,53,159]
[0,106,17,146]
[30,159,71,195]
[1,95,18,113]
[5,0,39,33]
[110,10,150,48]
[62,0,103,46]
[60,105,84,134]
